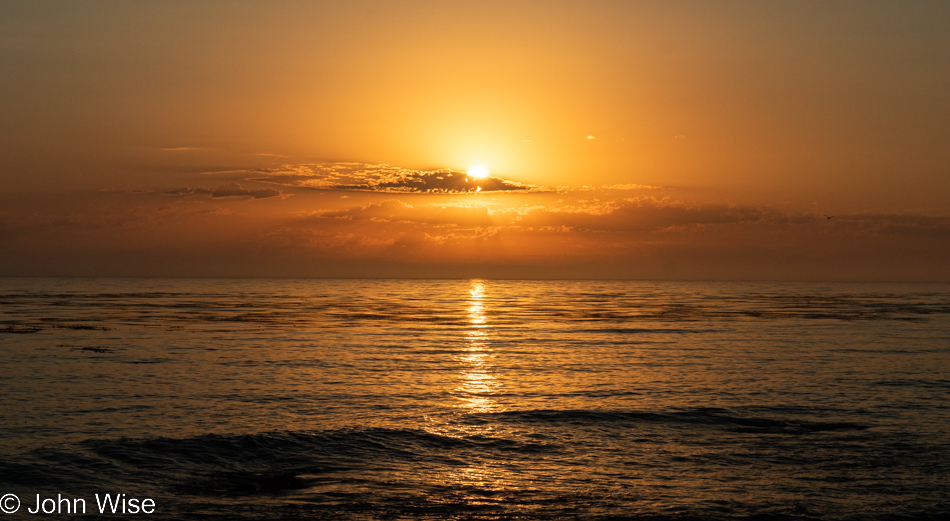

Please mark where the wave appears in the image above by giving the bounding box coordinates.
[467,407,870,434]
[574,327,725,334]
[0,428,557,492]
[0,407,872,490]
[1,420,945,521]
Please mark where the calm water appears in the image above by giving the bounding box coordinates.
[1,278,948,520]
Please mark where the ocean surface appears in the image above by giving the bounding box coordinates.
[0,278,948,520]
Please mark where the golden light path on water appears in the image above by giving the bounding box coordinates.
[456,279,498,414]
[440,280,515,499]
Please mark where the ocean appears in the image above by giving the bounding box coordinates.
[0,278,948,520]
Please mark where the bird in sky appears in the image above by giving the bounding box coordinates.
[824,214,835,220]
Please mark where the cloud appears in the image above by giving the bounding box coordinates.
[586,183,664,191]
[834,213,950,238]
[508,197,797,233]
[164,182,283,199]
[203,161,668,195]
[309,200,498,227]
[247,162,538,193]
[300,196,801,233]
[4,184,948,281]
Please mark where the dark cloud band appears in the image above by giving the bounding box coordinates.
[165,183,282,199]
[246,163,536,193]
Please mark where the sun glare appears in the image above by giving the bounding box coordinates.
[468,166,488,179]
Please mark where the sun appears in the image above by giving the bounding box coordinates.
[468,166,489,179]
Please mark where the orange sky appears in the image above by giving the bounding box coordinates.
[2,1,948,280]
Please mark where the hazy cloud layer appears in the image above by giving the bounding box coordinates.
[3,186,949,280]
[165,182,283,199]
[834,214,950,238]
[303,196,823,233]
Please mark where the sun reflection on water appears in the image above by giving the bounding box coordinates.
[424,280,516,496]
[439,280,516,501]
[467,280,487,327]
[456,280,500,414]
